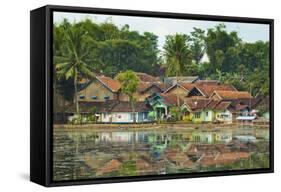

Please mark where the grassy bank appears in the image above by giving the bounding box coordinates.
[53,122,269,132]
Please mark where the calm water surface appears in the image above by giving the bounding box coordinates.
[53,126,270,181]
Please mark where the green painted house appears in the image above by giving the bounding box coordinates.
[147,93,183,120]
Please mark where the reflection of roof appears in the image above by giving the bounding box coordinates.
[96,159,122,176]
[213,90,252,100]
[96,76,121,92]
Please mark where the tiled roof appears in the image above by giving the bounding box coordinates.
[196,84,237,97]
[137,81,162,92]
[195,80,220,85]
[109,101,152,112]
[160,93,184,106]
[179,83,196,91]
[135,72,157,82]
[65,101,152,113]
[96,76,121,92]
[214,90,252,100]
[184,98,210,111]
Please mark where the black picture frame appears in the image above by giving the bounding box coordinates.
[30,4,274,187]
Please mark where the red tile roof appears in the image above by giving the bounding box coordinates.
[196,84,237,97]
[180,83,196,91]
[96,76,121,92]
[184,98,210,111]
[160,93,184,106]
[195,80,220,85]
[135,72,157,82]
[204,100,232,110]
[213,90,253,100]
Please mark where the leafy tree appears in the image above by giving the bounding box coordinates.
[205,24,241,73]
[190,28,206,64]
[116,70,140,123]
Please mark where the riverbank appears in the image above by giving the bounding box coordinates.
[53,122,269,132]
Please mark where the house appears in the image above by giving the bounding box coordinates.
[98,101,153,123]
[163,76,199,85]
[147,93,184,120]
[181,98,210,123]
[204,100,233,123]
[164,82,195,99]
[119,81,167,102]
[77,76,121,102]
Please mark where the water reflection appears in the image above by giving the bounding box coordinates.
[53,126,270,181]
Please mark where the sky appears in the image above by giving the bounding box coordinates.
[53,11,270,52]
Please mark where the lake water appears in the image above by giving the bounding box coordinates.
[53,126,270,181]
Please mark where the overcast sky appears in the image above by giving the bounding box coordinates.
[54,11,270,52]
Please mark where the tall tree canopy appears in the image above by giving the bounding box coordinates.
[163,33,192,76]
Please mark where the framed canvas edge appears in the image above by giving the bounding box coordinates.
[37,5,274,187]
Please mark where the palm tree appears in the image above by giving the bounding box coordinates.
[55,20,95,115]
[163,34,192,111]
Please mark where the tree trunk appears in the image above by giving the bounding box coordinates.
[74,66,79,115]
[130,97,136,123]
[176,73,181,121]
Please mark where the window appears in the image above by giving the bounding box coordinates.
[205,111,208,117]
[130,113,136,120]
[195,112,201,119]
[79,95,85,99]
[143,112,148,119]
[104,96,110,100]
[92,96,97,100]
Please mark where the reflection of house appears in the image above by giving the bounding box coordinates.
[191,131,232,143]
[165,149,194,168]
[78,76,121,102]
[96,159,122,176]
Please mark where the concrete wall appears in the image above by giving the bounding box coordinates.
[100,112,150,123]
[78,80,117,102]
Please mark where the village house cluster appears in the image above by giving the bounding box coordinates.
[55,72,269,124]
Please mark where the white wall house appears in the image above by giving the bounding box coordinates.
[100,112,150,123]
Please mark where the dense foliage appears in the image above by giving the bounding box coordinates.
[54,19,270,103]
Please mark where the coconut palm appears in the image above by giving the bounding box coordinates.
[54,20,95,115]
[163,34,192,110]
